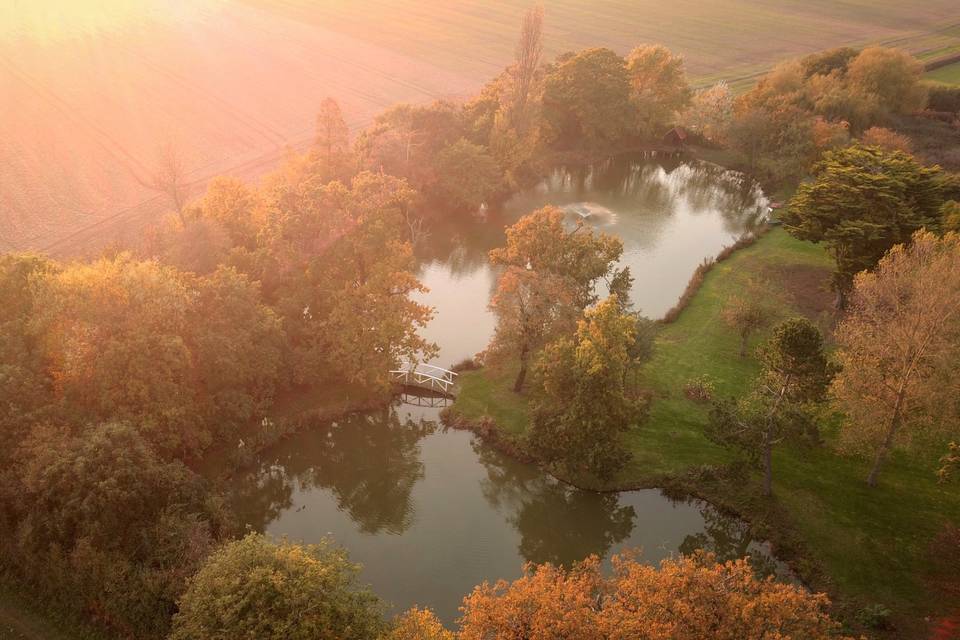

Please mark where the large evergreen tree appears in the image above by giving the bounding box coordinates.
[781,144,942,306]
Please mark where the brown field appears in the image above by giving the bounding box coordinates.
[2,0,959,255]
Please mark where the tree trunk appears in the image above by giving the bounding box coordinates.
[867,390,905,487]
[513,346,529,393]
[761,378,790,497]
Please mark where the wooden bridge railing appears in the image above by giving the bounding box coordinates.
[390,362,458,395]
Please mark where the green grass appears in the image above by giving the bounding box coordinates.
[451,229,960,635]
[926,60,960,85]
[455,363,530,437]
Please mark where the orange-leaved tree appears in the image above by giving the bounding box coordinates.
[457,552,850,640]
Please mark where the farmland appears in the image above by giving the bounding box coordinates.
[2,0,959,254]
[927,60,960,85]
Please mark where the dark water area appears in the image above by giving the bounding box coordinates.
[227,155,778,623]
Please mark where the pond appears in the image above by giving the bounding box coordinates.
[229,402,785,623]
[415,154,767,367]
[227,155,777,623]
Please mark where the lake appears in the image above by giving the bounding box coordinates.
[228,155,776,623]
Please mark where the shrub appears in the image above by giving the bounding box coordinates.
[683,375,716,403]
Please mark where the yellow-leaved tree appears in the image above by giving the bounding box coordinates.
[833,231,960,486]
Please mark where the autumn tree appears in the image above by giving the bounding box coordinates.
[860,126,912,153]
[6,422,220,637]
[727,66,820,182]
[529,296,644,481]
[170,534,385,640]
[147,140,191,224]
[800,47,859,78]
[721,278,775,358]
[541,48,633,149]
[600,552,847,640]
[458,552,849,640]
[355,101,465,196]
[682,81,733,144]
[781,144,943,307]
[708,318,833,495]
[942,200,960,233]
[487,266,578,392]
[487,206,628,391]
[312,97,354,182]
[33,254,204,456]
[847,46,927,115]
[259,171,436,390]
[459,556,604,640]
[194,175,262,248]
[432,138,502,212]
[0,254,55,448]
[939,442,960,483]
[387,608,453,640]
[489,205,628,309]
[626,44,692,137]
[507,5,544,129]
[188,266,284,429]
[832,231,960,487]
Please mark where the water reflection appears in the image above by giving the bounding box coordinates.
[473,441,636,566]
[227,399,789,622]
[412,155,769,368]
[679,503,783,578]
[232,407,434,536]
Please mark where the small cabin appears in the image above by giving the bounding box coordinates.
[663,126,689,147]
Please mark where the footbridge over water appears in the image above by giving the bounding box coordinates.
[390,362,458,396]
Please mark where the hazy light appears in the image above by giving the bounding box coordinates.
[0,0,155,43]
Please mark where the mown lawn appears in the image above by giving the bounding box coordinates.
[452,228,960,635]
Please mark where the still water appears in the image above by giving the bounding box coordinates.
[228,155,775,622]
[416,154,767,367]
[230,403,783,623]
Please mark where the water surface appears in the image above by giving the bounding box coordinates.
[230,402,783,623]
[415,155,767,366]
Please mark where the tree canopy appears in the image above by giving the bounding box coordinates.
[832,231,960,486]
[170,534,385,640]
[781,144,943,304]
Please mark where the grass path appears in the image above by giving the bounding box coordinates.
[452,228,960,635]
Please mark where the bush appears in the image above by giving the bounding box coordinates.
[855,603,892,630]
[171,534,386,640]
[683,375,716,403]
[928,84,960,114]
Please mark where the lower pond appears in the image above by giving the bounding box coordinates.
[227,154,779,623]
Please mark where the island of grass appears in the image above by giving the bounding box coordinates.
[448,228,960,635]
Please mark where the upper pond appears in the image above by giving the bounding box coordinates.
[416,154,768,367]
[227,155,776,623]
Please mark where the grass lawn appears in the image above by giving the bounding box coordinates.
[451,228,960,635]
[926,61,960,85]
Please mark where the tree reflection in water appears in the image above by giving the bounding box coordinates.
[230,405,435,536]
[473,440,636,566]
[679,502,781,578]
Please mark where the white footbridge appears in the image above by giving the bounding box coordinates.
[390,362,458,396]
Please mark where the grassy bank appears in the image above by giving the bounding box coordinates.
[450,228,960,636]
